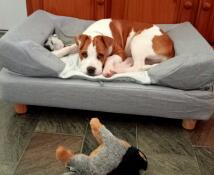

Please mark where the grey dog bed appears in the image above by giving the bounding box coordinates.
[0,10,214,120]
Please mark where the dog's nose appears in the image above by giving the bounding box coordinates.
[87,66,96,76]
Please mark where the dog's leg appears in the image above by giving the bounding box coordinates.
[113,56,150,73]
[52,44,79,58]
[114,34,160,73]
[122,57,133,66]
[102,55,123,77]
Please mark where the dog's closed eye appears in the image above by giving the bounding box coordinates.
[81,51,88,58]
[97,53,104,60]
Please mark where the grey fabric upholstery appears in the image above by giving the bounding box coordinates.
[149,53,214,90]
[0,40,65,77]
[167,22,213,55]
[0,68,213,120]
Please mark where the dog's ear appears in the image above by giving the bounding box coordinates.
[75,34,90,49]
[56,146,74,164]
[101,36,113,49]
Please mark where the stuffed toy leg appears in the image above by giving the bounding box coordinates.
[56,118,148,175]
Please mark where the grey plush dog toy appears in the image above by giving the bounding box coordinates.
[44,34,64,51]
[56,118,148,175]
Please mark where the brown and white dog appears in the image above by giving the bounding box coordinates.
[53,19,175,77]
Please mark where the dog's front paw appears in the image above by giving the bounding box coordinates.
[113,62,131,74]
[102,66,116,77]
[68,44,79,54]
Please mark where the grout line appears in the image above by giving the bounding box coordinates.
[33,130,84,137]
[80,123,89,153]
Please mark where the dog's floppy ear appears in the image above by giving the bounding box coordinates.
[56,146,74,164]
[75,34,90,49]
[101,36,113,49]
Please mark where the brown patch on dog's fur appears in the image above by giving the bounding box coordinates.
[152,32,175,58]
[75,34,92,60]
[93,36,113,65]
[110,20,153,60]
[110,20,153,49]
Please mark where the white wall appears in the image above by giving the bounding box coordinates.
[0,0,27,30]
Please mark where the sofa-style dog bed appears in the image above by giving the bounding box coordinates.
[0,10,214,130]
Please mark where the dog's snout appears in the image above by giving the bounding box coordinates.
[87,66,96,76]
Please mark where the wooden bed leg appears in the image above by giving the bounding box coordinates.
[15,104,28,114]
[182,119,197,130]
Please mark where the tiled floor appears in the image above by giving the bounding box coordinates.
[0,100,214,175]
[15,133,83,175]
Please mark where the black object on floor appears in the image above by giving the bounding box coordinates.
[108,146,148,175]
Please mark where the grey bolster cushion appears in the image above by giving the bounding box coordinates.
[148,53,214,90]
[0,40,65,77]
[49,14,94,45]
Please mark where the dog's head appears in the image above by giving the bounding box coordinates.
[75,34,113,76]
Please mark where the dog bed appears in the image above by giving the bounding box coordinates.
[0,10,214,120]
